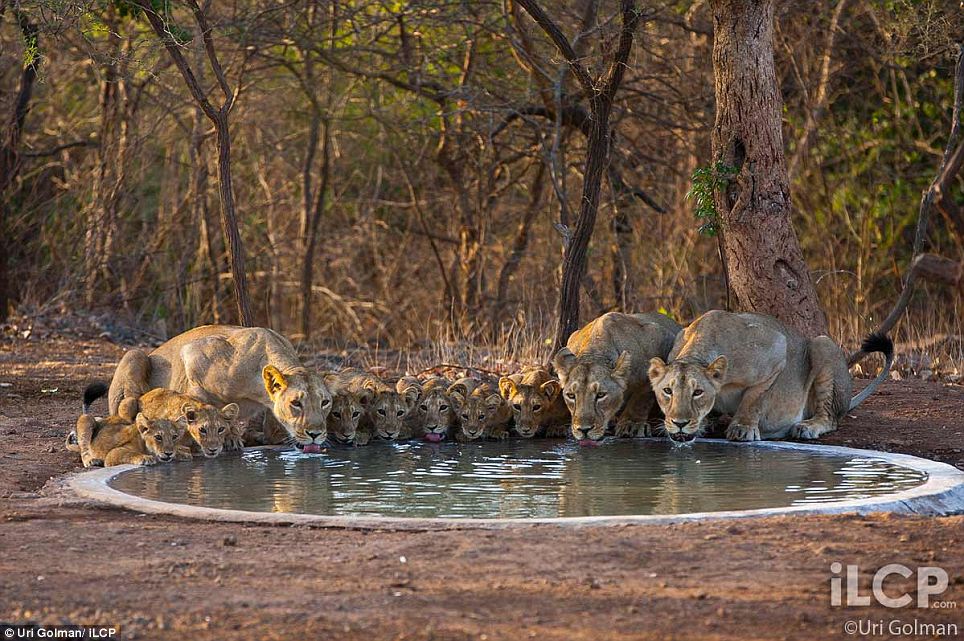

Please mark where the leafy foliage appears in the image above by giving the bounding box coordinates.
[686,161,737,238]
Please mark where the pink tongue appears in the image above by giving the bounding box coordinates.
[302,443,323,454]
[578,439,599,448]
[424,433,443,443]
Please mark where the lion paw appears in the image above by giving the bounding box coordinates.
[789,420,833,440]
[725,423,761,442]
[225,436,245,451]
[138,456,158,466]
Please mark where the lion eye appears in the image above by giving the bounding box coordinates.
[512,403,521,411]
[420,404,428,412]
[332,411,341,419]
[218,427,225,434]
[479,414,486,420]
[154,434,163,442]
[321,398,330,407]
[596,392,607,400]
[663,388,673,396]
[461,413,468,420]
[396,410,404,417]
[565,392,575,400]
[352,411,360,418]
[291,399,302,409]
[200,428,207,435]
[439,404,448,411]
[377,409,386,416]
[532,404,542,412]
[693,389,704,398]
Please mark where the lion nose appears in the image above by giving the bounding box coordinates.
[306,430,323,439]
[672,419,690,429]
[575,426,590,438]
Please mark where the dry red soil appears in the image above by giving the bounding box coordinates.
[0,335,962,640]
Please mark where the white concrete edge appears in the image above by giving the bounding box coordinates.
[61,439,964,530]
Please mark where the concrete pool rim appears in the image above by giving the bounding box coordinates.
[63,439,964,529]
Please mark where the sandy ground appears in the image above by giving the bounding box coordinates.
[0,334,962,640]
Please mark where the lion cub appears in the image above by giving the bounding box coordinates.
[499,367,569,438]
[449,378,511,441]
[324,374,367,444]
[136,388,239,458]
[341,370,414,444]
[69,383,186,467]
[402,376,455,442]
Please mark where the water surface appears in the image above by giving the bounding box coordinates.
[109,440,928,518]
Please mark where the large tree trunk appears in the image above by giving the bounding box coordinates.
[710,0,827,336]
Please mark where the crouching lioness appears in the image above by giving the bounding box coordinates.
[553,312,681,442]
[107,325,331,449]
[647,310,894,443]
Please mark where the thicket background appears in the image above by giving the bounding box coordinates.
[1,0,961,373]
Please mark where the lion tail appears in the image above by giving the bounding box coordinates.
[848,333,895,411]
[82,381,109,414]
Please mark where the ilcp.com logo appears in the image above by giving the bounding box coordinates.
[830,562,957,609]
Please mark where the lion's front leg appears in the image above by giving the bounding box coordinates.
[726,372,781,442]
[614,387,655,438]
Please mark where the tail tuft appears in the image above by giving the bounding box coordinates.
[82,382,109,414]
[848,333,896,411]
[860,333,893,359]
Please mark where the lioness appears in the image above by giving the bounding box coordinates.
[449,378,511,441]
[499,367,569,438]
[553,312,682,442]
[343,370,414,444]
[136,388,240,458]
[648,310,894,442]
[107,325,331,450]
[404,376,455,442]
[69,384,186,467]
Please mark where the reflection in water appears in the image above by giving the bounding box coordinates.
[109,440,928,519]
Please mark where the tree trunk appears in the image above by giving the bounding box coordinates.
[710,0,827,337]
[554,95,613,350]
[0,11,39,322]
[212,111,254,326]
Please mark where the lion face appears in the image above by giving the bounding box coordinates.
[181,401,239,458]
[327,391,365,443]
[136,414,186,463]
[453,390,504,440]
[648,356,727,442]
[553,349,630,442]
[367,391,411,440]
[263,365,332,447]
[415,378,453,440]
[500,376,561,438]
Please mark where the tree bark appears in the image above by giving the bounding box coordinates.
[710,0,827,337]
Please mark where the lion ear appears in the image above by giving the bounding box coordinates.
[539,379,561,402]
[221,403,240,421]
[262,365,288,398]
[611,351,631,383]
[180,403,198,423]
[485,393,503,412]
[135,413,151,435]
[358,388,375,407]
[498,377,517,399]
[705,355,728,381]
[648,357,667,382]
[552,348,577,379]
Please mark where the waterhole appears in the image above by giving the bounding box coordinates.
[107,439,929,519]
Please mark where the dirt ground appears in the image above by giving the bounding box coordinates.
[0,334,962,640]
